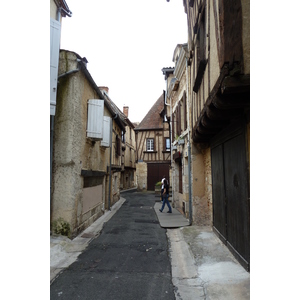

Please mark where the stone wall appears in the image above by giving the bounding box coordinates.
[51,50,121,238]
[191,144,212,226]
[136,162,147,191]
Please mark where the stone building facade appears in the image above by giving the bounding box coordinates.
[51,50,126,238]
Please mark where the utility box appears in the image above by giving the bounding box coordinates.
[86,99,104,140]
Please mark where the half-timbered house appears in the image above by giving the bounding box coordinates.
[121,106,137,190]
[134,93,171,191]
[99,88,137,192]
[182,0,250,270]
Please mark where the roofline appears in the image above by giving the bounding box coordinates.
[125,118,135,129]
[162,67,175,80]
[59,50,127,130]
[134,127,163,132]
[55,0,72,17]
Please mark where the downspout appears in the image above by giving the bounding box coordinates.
[186,55,193,225]
[50,117,54,202]
[165,78,173,207]
[58,68,79,79]
[108,114,118,210]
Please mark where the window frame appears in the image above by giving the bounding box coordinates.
[146,138,154,152]
[165,137,171,151]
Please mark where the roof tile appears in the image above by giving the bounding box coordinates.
[135,93,164,131]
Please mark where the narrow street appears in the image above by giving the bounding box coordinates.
[50,192,175,300]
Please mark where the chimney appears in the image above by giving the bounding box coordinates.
[123,106,129,117]
[99,86,109,95]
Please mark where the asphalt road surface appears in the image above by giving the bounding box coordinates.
[50,191,175,300]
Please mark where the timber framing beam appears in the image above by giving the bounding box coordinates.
[192,68,250,145]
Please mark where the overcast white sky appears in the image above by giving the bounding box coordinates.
[60,0,188,123]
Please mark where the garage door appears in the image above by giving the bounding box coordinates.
[147,163,169,191]
[211,121,250,270]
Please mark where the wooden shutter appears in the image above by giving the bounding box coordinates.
[183,92,187,130]
[179,163,183,193]
[86,99,104,140]
[172,113,175,141]
[179,103,182,134]
[176,106,180,137]
[101,116,111,147]
[116,136,121,156]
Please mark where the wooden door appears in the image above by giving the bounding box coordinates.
[211,121,250,270]
[211,144,227,243]
[147,163,169,191]
[224,133,250,268]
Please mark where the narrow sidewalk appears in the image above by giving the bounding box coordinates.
[50,197,126,283]
[153,202,190,228]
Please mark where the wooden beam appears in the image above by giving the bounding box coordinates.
[81,169,106,177]
[221,74,250,94]
[201,112,229,129]
[206,102,242,120]
[196,122,221,135]
[212,94,250,110]
[193,59,207,93]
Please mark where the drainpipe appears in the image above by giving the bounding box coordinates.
[57,7,61,21]
[58,68,79,79]
[50,117,54,202]
[186,55,193,225]
[165,78,174,207]
[108,114,118,210]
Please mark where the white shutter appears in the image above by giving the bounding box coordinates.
[101,116,111,147]
[50,18,61,115]
[87,99,104,140]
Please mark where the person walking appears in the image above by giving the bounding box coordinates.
[159,179,172,213]
[161,175,168,203]
[161,175,166,201]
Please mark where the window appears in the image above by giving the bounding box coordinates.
[165,138,171,151]
[146,138,154,151]
[179,163,183,194]
[193,7,207,93]
[121,131,125,143]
